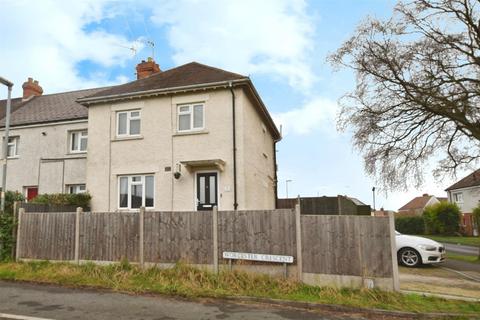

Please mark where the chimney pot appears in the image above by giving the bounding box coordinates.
[422,193,429,197]
[22,77,43,100]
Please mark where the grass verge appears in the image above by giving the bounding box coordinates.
[0,261,480,316]
[418,235,480,247]
[446,253,480,264]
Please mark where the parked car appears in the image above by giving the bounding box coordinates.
[395,231,445,267]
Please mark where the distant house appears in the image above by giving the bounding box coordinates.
[445,169,480,236]
[397,194,446,216]
[372,208,395,217]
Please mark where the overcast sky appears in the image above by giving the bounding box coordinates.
[0,0,466,210]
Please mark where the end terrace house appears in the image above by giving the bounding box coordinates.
[0,59,281,211]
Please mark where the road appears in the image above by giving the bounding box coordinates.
[0,281,408,320]
[444,243,479,256]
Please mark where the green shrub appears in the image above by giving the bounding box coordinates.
[422,202,460,235]
[31,193,91,208]
[395,216,425,234]
[0,191,24,261]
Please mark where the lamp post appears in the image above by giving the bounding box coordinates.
[372,186,376,212]
[0,76,13,213]
[286,179,292,198]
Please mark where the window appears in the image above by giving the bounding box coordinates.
[67,184,86,194]
[453,192,463,203]
[118,175,154,209]
[70,130,88,153]
[178,104,204,132]
[117,110,141,136]
[7,136,18,158]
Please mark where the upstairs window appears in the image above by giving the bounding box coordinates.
[178,104,204,132]
[70,130,88,153]
[453,192,463,203]
[7,136,18,158]
[117,110,141,137]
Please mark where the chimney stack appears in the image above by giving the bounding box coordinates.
[136,57,161,80]
[22,77,43,100]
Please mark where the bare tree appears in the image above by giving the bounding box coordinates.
[330,0,480,190]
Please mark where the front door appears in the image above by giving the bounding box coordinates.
[26,187,38,201]
[196,172,217,211]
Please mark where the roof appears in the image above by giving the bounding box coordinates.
[0,87,108,127]
[445,169,480,191]
[79,61,281,140]
[84,62,248,100]
[398,195,434,211]
[347,197,368,206]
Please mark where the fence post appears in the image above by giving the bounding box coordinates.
[15,207,25,261]
[295,203,303,281]
[388,212,400,291]
[11,201,19,259]
[212,206,219,274]
[139,206,145,269]
[74,207,83,265]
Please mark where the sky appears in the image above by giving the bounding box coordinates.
[0,0,467,210]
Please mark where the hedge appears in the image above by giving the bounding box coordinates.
[0,191,25,261]
[423,202,460,235]
[31,193,91,209]
[395,216,425,234]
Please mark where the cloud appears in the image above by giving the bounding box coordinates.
[273,97,338,136]
[0,0,141,97]
[150,0,317,92]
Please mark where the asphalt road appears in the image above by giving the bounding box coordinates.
[444,243,479,256]
[0,281,406,320]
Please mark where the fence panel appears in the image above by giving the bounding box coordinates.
[79,212,139,262]
[218,209,297,259]
[301,215,392,277]
[19,212,75,260]
[144,211,213,264]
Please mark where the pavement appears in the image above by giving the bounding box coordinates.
[0,281,414,320]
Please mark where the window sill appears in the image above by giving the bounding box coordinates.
[7,156,19,160]
[173,130,209,137]
[67,151,87,155]
[112,135,144,142]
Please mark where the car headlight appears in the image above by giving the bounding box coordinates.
[418,244,436,251]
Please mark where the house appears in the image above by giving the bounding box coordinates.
[0,58,281,211]
[445,169,480,236]
[276,195,371,215]
[372,208,395,217]
[397,194,447,216]
[0,78,106,200]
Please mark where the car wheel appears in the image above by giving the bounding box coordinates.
[398,247,422,267]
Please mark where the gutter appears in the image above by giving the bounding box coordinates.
[77,79,249,104]
[229,82,238,210]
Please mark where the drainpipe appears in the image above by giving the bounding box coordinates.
[229,82,238,210]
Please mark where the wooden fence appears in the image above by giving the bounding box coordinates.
[16,207,398,290]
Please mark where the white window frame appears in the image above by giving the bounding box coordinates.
[67,184,86,194]
[116,110,141,137]
[118,175,155,210]
[7,136,18,158]
[69,130,88,153]
[453,192,464,203]
[177,103,204,132]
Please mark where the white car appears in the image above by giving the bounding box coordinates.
[395,231,446,267]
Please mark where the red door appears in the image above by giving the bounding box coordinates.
[26,187,38,201]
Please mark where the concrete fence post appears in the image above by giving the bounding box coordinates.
[295,203,303,281]
[139,206,145,269]
[11,201,19,259]
[388,211,400,291]
[74,207,83,265]
[15,207,25,261]
[212,206,219,274]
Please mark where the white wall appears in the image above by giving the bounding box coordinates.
[448,186,480,213]
[0,120,88,195]
[86,87,277,212]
